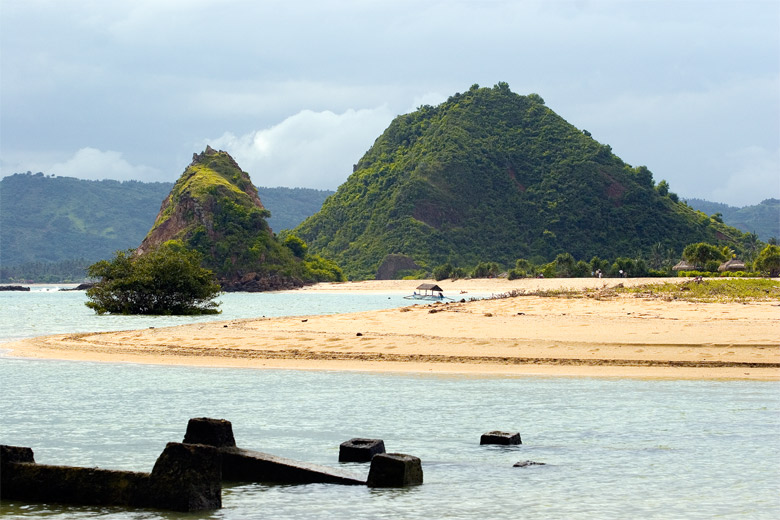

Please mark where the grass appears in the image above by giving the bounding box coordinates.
[486,278,780,303]
[607,278,780,303]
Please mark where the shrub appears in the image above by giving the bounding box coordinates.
[85,243,221,315]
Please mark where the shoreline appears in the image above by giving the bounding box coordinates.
[5,278,779,380]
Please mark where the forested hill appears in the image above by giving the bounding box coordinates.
[0,172,332,266]
[294,83,749,279]
[684,198,779,242]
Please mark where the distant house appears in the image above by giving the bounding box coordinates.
[718,258,746,272]
[672,260,696,271]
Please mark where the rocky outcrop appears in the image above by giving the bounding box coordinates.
[134,147,318,291]
[375,254,421,280]
[0,285,30,291]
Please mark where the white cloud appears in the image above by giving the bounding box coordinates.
[707,146,780,207]
[49,148,162,182]
[207,107,395,189]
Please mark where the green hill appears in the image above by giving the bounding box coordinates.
[0,173,332,267]
[684,198,779,242]
[136,147,342,290]
[294,83,749,279]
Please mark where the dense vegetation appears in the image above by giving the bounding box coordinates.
[0,173,171,266]
[85,242,221,315]
[137,147,343,289]
[0,172,332,275]
[685,198,779,242]
[295,83,750,280]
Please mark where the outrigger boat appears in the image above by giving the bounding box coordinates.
[404,283,453,301]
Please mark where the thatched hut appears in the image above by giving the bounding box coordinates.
[672,260,696,271]
[718,258,746,272]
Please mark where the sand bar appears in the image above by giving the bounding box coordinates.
[5,278,780,380]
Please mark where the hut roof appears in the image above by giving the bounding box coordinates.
[672,260,695,271]
[416,283,443,292]
[718,258,746,272]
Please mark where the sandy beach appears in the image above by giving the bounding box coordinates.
[5,278,779,380]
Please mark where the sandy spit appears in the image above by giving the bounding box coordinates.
[5,278,779,380]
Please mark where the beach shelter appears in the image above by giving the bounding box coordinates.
[718,258,746,272]
[415,283,444,297]
[672,260,696,271]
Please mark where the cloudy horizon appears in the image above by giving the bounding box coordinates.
[1,0,777,206]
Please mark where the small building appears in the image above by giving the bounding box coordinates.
[672,260,696,271]
[718,258,746,272]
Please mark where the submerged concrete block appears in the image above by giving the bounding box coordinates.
[480,431,522,445]
[148,442,222,512]
[0,443,222,513]
[221,447,365,485]
[1,444,34,463]
[183,417,236,448]
[339,438,386,462]
[366,453,423,487]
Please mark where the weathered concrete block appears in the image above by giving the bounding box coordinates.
[148,442,222,512]
[183,417,236,448]
[221,447,365,485]
[480,431,522,445]
[0,442,222,513]
[367,453,423,487]
[339,438,386,462]
[1,444,35,464]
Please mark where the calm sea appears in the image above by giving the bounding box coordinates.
[1,287,779,519]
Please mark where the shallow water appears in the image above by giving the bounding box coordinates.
[1,289,779,518]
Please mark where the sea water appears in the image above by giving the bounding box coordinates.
[1,289,779,519]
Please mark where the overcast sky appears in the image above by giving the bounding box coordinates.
[1,0,778,206]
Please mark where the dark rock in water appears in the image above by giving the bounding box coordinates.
[480,431,522,445]
[367,453,423,487]
[513,460,546,467]
[60,283,95,291]
[183,417,236,448]
[339,438,386,462]
[0,285,30,291]
[148,442,222,512]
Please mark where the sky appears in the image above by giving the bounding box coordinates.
[1,0,778,207]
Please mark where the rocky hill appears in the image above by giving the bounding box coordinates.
[294,83,749,279]
[138,146,342,290]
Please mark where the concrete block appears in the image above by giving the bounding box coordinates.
[339,438,386,462]
[367,453,423,487]
[480,431,522,445]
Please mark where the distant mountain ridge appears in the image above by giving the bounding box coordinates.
[294,83,750,279]
[0,172,332,266]
[684,198,779,242]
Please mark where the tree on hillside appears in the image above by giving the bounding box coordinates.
[85,242,221,315]
[754,244,780,277]
[682,242,726,270]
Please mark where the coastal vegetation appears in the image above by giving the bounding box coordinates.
[295,83,753,280]
[85,242,221,315]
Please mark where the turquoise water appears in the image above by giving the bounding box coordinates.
[1,289,779,519]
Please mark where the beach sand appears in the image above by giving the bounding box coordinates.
[5,278,779,380]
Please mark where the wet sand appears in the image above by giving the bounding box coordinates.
[5,278,779,380]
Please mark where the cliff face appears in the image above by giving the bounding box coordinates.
[138,146,304,291]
